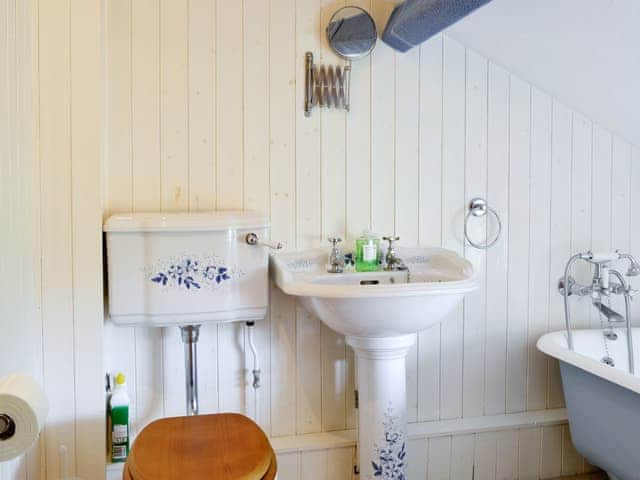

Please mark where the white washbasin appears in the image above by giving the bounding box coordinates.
[272,245,478,479]
[270,246,478,337]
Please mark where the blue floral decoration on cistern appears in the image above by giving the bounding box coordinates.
[151,257,233,290]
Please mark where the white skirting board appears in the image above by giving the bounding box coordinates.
[106,409,574,479]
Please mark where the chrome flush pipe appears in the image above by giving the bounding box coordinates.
[180,325,201,416]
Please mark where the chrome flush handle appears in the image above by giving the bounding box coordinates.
[245,233,283,250]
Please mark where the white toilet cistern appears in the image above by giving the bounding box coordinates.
[103,212,280,416]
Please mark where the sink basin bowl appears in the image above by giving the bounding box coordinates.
[270,246,478,337]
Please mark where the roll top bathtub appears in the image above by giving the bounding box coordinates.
[538,329,640,480]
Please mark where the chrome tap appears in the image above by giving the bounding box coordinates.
[559,252,640,302]
[618,251,640,277]
[592,301,625,323]
[327,237,345,273]
[382,236,406,271]
[559,250,638,373]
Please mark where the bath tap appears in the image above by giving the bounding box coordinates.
[559,250,637,374]
[592,301,625,323]
[618,251,640,277]
[560,252,640,299]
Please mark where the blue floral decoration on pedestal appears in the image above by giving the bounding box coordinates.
[151,257,234,291]
[371,406,406,480]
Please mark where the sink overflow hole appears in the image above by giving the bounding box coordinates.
[360,280,379,286]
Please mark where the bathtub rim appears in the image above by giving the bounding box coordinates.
[537,329,640,395]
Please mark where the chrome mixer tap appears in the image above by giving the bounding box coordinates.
[559,251,638,373]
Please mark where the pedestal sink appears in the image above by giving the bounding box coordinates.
[271,246,478,479]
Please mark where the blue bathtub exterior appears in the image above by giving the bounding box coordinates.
[560,361,640,479]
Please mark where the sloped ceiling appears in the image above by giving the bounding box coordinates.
[446,0,640,146]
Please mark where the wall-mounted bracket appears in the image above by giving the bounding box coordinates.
[304,52,351,117]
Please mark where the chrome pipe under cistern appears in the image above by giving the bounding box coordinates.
[180,325,201,416]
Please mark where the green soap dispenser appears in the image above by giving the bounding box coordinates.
[355,230,380,272]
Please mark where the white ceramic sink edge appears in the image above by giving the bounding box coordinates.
[270,246,478,299]
[270,246,479,338]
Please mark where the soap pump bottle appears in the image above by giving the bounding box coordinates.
[109,373,130,463]
[355,229,380,272]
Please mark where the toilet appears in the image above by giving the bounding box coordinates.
[122,414,276,480]
[104,211,276,479]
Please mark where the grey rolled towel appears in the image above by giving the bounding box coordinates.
[382,0,493,52]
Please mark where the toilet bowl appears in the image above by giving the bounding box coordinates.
[123,413,277,480]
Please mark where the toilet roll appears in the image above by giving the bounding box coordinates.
[0,374,48,462]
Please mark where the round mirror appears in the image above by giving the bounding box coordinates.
[326,6,377,61]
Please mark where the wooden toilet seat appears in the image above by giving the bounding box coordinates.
[123,413,276,480]
[123,453,276,480]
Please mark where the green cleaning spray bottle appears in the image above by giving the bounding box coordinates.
[109,373,130,463]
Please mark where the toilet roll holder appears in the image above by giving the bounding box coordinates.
[0,414,15,440]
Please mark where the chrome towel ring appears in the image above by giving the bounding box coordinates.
[464,197,502,250]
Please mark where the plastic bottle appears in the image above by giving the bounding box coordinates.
[355,229,380,272]
[109,373,130,463]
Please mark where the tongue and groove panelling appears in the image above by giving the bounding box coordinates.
[103,0,640,478]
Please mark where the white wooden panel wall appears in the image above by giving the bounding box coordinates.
[39,0,105,478]
[0,0,41,478]
[98,3,640,480]
[1,2,635,480]
[2,1,104,480]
